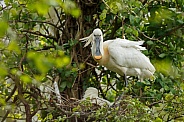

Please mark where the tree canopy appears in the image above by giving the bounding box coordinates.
[0,0,183,121]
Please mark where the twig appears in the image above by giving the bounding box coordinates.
[1,110,10,122]
[53,7,62,27]
[83,53,92,64]
[18,53,26,72]
[148,100,163,107]
[122,18,125,39]
[86,62,97,68]
[78,66,95,75]
[138,29,168,46]
[5,85,17,102]
[21,30,56,40]
[1,84,19,122]
[12,20,63,32]
[157,23,184,40]
[106,78,117,92]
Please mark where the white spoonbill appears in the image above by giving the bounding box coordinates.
[80,28,155,83]
[82,87,113,106]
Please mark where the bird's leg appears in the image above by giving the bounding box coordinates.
[124,74,128,87]
[139,76,143,96]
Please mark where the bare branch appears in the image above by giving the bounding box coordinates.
[11,20,63,32]
[138,30,168,46]
[1,110,10,122]
[157,23,184,39]
[9,74,32,122]
[21,30,56,40]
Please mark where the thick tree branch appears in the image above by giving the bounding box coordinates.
[9,74,32,122]
[1,83,18,122]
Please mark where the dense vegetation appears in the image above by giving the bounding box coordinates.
[0,0,183,121]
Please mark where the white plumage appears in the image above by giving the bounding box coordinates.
[80,28,155,81]
[82,87,113,106]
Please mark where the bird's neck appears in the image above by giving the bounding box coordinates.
[94,44,109,66]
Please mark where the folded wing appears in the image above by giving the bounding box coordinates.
[108,39,155,77]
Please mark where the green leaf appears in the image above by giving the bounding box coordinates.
[125,27,133,34]
[100,9,107,20]
[7,41,21,54]
[20,74,32,84]
[154,117,163,122]
[66,81,73,88]
[129,14,135,25]
[60,82,67,89]
[0,64,8,77]
[60,0,81,18]
[177,20,183,24]
[47,113,53,120]
[159,53,166,58]
[70,8,81,18]
[132,29,138,37]
[147,41,154,45]
[0,20,8,37]
[0,98,6,106]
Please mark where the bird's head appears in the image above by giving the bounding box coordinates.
[92,28,103,60]
[79,28,103,60]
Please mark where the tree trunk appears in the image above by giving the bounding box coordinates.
[59,0,101,99]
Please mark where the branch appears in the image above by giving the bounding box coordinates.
[5,85,17,102]
[12,20,63,32]
[9,74,32,122]
[18,53,26,72]
[168,114,184,121]
[138,24,184,46]
[78,62,96,75]
[106,77,117,92]
[35,46,55,51]
[53,7,62,26]
[0,111,10,122]
[138,30,168,46]
[93,68,107,100]
[157,23,184,39]
[148,100,163,107]
[20,30,56,40]
[1,82,19,122]
[52,101,94,119]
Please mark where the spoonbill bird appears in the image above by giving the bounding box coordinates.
[80,28,155,84]
[82,87,113,106]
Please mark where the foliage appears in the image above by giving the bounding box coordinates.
[0,0,183,121]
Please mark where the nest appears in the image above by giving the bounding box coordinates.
[46,94,149,122]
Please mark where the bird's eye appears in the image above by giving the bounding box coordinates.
[94,34,101,36]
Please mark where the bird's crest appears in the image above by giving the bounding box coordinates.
[79,34,93,47]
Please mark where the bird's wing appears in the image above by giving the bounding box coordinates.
[115,38,146,50]
[107,39,155,72]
